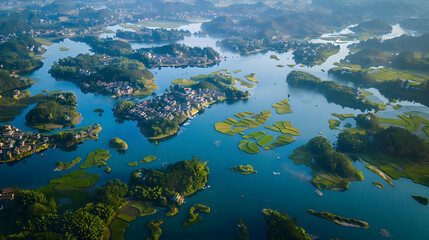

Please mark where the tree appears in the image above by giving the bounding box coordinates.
[307,136,333,155]
[94,179,127,209]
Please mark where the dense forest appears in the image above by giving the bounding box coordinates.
[0,70,33,94]
[0,36,44,73]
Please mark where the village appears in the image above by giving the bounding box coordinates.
[142,50,221,67]
[126,85,226,122]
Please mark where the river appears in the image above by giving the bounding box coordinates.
[1,23,428,240]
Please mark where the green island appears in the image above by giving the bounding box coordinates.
[257,135,275,147]
[128,161,138,167]
[372,181,384,189]
[287,64,296,68]
[50,53,157,98]
[93,108,104,114]
[277,65,285,68]
[79,149,111,169]
[220,68,231,74]
[108,137,129,150]
[337,113,429,187]
[37,170,99,205]
[50,123,102,148]
[287,71,384,111]
[272,99,292,114]
[329,119,341,130]
[60,47,70,51]
[263,134,295,150]
[332,113,355,120]
[146,219,164,240]
[215,110,271,136]
[0,89,44,123]
[140,155,157,164]
[238,140,260,154]
[366,164,394,187]
[166,206,179,217]
[230,165,257,175]
[307,209,369,229]
[289,136,364,191]
[235,219,250,240]
[105,165,112,173]
[412,195,428,205]
[263,209,312,240]
[264,121,300,135]
[25,91,81,131]
[244,73,259,83]
[56,157,81,171]
[233,70,242,73]
[270,55,280,61]
[242,131,265,140]
[183,204,211,227]
[172,78,197,86]
[129,157,209,214]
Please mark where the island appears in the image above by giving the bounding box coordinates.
[108,137,128,150]
[0,123,101,162]
[49,54,157,98]
[287,70,383,111]
[115,72,249,139]
[79,149,111,169]
[263,209,312,240]
[116,28,191,42]
[25,91,81,131]
[183,204,211,227]
[230,165,257,175]
[289,136,364,191]
[55,157,81,171]
[235,219,250,240]
[412,195,428,205]
[147,219,164,240]
[307,209,369,229]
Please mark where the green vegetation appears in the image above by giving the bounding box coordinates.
[264,121,300,135]
[220,69,231,74]
[263,209,311,240]
[117,213,136,222]
[110,219,130,240]
[372,181,384,189]
[351,20,392,35]
[108,137,128,150]
[277,65,285,68]
[242,131,265,140]
[128,161,138,167]
[244,73,259,83]
[378,112,429,131]
[172,78,197,86]
[129,157,209,199]
[60,47,70,51]
[183,204,210,227]
[264,135,295,150]
[235,219,249,240]
[79,149,111,169]
[93,108,104,113]
[287,64,296,68]
[117,27,190,43]
[307,209,369,229]
[412,195,428,205]
[37,170,99,204]
[235,111,254,118]
[270,55,280,60]
[230,165,257,175]
[365,164,394,187]
[329,119,341,130]
[25,91,81,131]
[332,113,355,120]
[147,219,163,240]
[215,111,271,136]
[287,71,382,111]
[166,206,178,216]
[272,99,292,114]
[0,70,33,94]
[140,155,157,164]
[56,157,81,171]
[0,36,44,73]
[393,104,402,110]
[0,92,46,123]
[233,70,242,73]
[238,140,261,154]
[257,135,275,146]
[50,123,102,148]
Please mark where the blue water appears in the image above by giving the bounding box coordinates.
[0,25,428,240]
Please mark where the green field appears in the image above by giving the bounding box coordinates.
[263,135,295,150]
[128,161,138,167]
[287,64,296,68]
[140,155,157,163]
[379,112,429,131]
[216,111,271,135]
[264,121,300,136]
[172,78,198,86]
[237,78,254,88]
[329,119,341,126]
[257,135,275,146]
[79,149,111,169]
[234,111,254,118]
[244,73,259,83]
[117,213,137,222]
[242,131,265,140]
[332,113,355,120]
[238,140,261,154]
[110,219,130,240]
[277,65,285,68]
[272,99,292,114]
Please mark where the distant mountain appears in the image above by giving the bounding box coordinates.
[400,18,429,33]
[351,20,392,34]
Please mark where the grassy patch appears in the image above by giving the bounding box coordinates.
[110,219,130,240]
[233,70,242,73]
[220,69,231,74]
[117,213,137,222]
[238,140,261,154]
[270,55,280,61]
[329,119,341,127]
[272,99,292,114]
[393,104,402,110]
[287,64,296,68]
[264,121,300,136]
[140,155,157,164]
[230,165,257,175]
[332,113,355,120]
[79,149,111,169]
[244,73,259,83]
[234,111,254,118]
[128,161,138,167]
[242,131,265,140]
[183,204,211,227]
[172,78,197,86]
[277,65,285,68]
[372,181,384,188]
[257,135,275,146]
[263,135,295,150]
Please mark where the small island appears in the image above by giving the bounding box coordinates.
[412,195,428,205]
[183,204,211,227]
[230,165,257,175]
[263,209,312,240]
[56,157,81,171]
[79,149,111,169]
[146,219,164,240]
[108,137,128,150]
[307,209,369,229]
[116,27,191,42]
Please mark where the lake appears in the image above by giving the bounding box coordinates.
[1,23,428,240]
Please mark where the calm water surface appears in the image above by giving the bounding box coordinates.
[0,24,428,240]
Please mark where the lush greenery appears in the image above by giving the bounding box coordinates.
[79,149,111,169]
[146,219,164,240]
[56,157,81,171]
[0,36,44,73]
[350,20,392,34]
[116,28,191,42]
[0,70,33,94]
[140,155,157,164]
[230,165,257,175]
[183,204,210,227]
[272,99,292,114]
[109,137,129,150]
[307,209,369,228]
[412,195,428,205]
[263,209,311,240]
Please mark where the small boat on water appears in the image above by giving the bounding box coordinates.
[240,194,245,198]
[277,156,280,160]
[273,172,280,176]
[319,132,323,135]
[203,185,211,190]
[315,190,323,196]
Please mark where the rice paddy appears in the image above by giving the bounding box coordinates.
[263,135,295,150]
[264,121,300,136]
[257,135,275,146]
[272,99,292,114]
[140,155,157,163]
[238,140,261,154]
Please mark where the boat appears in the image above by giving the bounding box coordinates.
[315,190,323,196]
[319,132,323,135]
[240,194,245,198]
[273,172,280,176]
[277,156,280,160]
[203,185,211,190]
